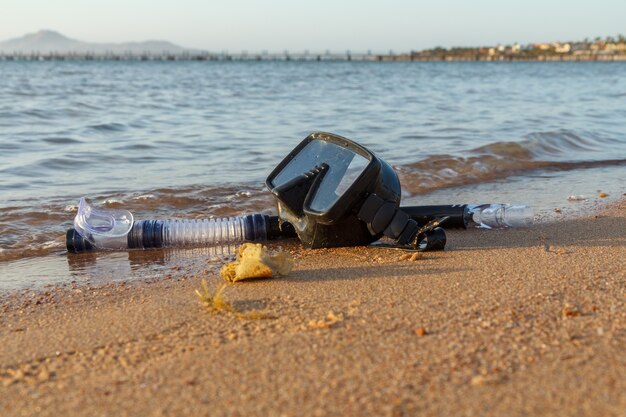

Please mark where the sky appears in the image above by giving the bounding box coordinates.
[1,0,625,53]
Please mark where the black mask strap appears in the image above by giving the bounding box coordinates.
[357,194,447,251]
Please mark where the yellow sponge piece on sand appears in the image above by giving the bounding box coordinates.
[220,243,293,282]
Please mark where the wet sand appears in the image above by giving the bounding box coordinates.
[1,201,625,417]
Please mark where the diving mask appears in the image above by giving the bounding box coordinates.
[266,132,446,251]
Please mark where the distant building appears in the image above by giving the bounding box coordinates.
[554,43,571,53]
[605,42,626,52]
[590,42,604,51]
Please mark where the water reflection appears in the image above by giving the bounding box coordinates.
[0,245,237,292]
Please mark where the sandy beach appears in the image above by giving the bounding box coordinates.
[1,200,625,417]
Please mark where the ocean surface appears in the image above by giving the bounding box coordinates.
[1,61,625,290]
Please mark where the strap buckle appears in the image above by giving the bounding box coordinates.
[358,193,448,252]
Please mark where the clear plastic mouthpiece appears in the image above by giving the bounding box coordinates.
[74,197,134,249]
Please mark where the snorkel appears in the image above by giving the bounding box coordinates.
[66,132,533,254]
[66,197,295,253]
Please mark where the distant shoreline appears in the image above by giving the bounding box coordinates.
[3,30,625,63]
[1,51,626,62]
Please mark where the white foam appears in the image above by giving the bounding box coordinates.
[102,198,124,205]
[133,194,156,200]
[41,240,64,250]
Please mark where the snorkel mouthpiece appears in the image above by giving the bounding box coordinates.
[73,197,134,250]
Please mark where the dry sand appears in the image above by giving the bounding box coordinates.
[1,201,625,417]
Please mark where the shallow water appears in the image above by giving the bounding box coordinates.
[1,61,625,289]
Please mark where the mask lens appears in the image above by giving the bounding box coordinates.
[271,139,370,212]
[310,151,368,211]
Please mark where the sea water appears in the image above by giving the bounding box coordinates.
[1,60,625,289]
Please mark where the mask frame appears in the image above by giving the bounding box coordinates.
[266,132,407,248]
[267,132,400,223]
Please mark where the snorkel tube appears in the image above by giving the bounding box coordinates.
[66,198,295,253]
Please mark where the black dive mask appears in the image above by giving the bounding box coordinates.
[266,132,446,251]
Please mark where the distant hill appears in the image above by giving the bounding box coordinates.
[0,30,194,54]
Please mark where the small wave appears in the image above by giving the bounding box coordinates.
[88,122,127,132]
[0,215,69,263]
[39,157,87,170]
[0,110,17,119]
[42,137,82,145]
[114,143,156,151]
[10,90,37,98]
[398,129,626,195]
[73,101,102,111]
[520,129,604,157]
[22,109,54,120]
